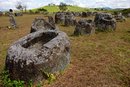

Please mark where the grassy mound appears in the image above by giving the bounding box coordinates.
[32,5,90,12]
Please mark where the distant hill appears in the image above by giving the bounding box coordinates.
[32,5,91,12]
[102,7,112,10]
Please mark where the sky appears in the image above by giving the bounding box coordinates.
[0,0,130,10]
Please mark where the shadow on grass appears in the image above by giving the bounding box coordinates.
[127,30,130,33]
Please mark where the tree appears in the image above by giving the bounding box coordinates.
[48,3,55,6]
[16,2,27,13]
[23,4,27,13]
[16,2,23,12]
[59,2,68,11]
[38,8,47,12]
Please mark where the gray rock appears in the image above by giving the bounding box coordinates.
[94,13,116,31]
[115,13,126,22]
[31,17,56,33]
[82,12,87,17]
[74,19,95,35]
[64,15,76,26]
[55,12,76,26]
[64,12,76,26]
[72,12,81,17]
[5,30,70,83]
[128,13,130,17]
[82,12,92,17]
[55,12,65,24]
[48,16,56,29]
[14,13,23,16]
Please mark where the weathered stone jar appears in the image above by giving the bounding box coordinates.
[74,19,95,35]
[5,30,70,83]
[94,13,116,31]
[31,17,56,33]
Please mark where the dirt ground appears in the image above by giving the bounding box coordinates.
[0,14,130,87]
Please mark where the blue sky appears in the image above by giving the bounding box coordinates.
[0,0,130,10]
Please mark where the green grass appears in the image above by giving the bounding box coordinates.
[40,6,60,12]
[32,5,90,12]
[108,8,130,15]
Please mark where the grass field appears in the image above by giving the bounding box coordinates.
[32,5,90,12]
[0,14,130,87]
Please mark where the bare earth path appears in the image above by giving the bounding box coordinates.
[0,15,130,87]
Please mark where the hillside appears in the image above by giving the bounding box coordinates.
[108,8,130,15]
[32,5,90,12]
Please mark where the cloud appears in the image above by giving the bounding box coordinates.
[0,0,130,11]
[0,0,34,10]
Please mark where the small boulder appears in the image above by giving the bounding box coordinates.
[94,13,116,31]
[74,19,95,35]
[31,17,56,33]
[128,13,130,17]
[115,13,126,22]
[55,12,65,24]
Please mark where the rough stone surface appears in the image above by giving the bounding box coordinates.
[31,17,56,33]
[5,30,70,83]
[82,12,92,17]
[55,12,65,24]
[64,13,76,26]
[55,12,76,26]
[115,13,126,22]
[72,12,81,17]
[48,16,56,29]
[94,13,116,31]
[14,13,23,16]
[74,19,95,35]
[128,13,130,17]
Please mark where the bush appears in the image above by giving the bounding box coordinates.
[59,2,68,11]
